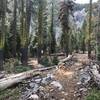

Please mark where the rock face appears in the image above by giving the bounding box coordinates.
[79,66,91,85]
[74,8,87,29]
[90,64,100,88]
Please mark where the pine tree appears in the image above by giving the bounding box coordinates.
[96,5,100,60]
[37,0,48,63]
[59,0,74,56]
[0,0,6,70]
[19,0,32,65]
[49,0,56,54]
[88,0,92,58]
[9,0,17,58]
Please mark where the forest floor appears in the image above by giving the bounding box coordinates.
[21,53,89,100]
[0,53,91,100]
[52,54,89,100]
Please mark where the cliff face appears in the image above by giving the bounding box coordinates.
[74,8,87,29]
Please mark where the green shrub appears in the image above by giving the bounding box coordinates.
[40,56,51,67]
[0,87,21,100]
[14,65,32,73]
[86,88,100,100]
[4,58,32,73]
[52,56,59,65]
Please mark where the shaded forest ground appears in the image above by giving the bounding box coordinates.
[0,53,100,100]
[24,53,89,100]
[44,53,89,100]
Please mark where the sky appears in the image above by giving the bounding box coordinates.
[75,0,98,4]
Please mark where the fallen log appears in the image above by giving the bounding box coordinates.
[58,55,73,65]
[0,74,5,79]
[0,55,73,91]
[50,53,65,56]
[90,64,100,88]
[0,66,56,91]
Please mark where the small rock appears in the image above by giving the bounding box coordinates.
[64,93,68,96]
[41,74,55,85]
[79,67,91,84]
[47,74,55,79]
[35,79,42,84]
[41,77,52,85]
[41,78,48,85]
[39,86,45,91]
[29,83,36,88]
[61,99,65,100]
[79,88,87,92]
[32,84,39,93]
[77,82,81,85]
[50,81,63,90]
[61,91,68,96]
[29,94,39,100]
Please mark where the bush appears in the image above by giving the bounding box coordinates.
[14,65,32,73]
[4,58,32,73]
[0,87,21,100]
[86,88,100,100]
[40,56,51,67]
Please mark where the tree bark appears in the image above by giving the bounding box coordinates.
[0,49,4,71]
[20,47,28,65]
[10,0,17,58]
[96,5,100,61]
[88,0,92,58]
[37,46,42,63]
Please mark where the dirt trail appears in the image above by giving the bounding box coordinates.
[51,54,89,100]
[27,54,89,100]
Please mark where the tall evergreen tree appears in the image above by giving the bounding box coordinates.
[49,0,56,54]
[0,0,6,70]
[96,5,100,60]
[37,0,47,62]
[19,0,32,65]
[9,0,17,58]
[88,0,92,58]
[59,0,74,56]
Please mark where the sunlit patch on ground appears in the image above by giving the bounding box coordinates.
[28,59,38,66]
[57,69,74,77]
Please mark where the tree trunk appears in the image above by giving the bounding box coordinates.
[0,71,40,91]
[20,47,28,65]
[88,0,92,58]
[59,55,73,65]
[37,46,42,63]
[10,0,17,58]
[0,49,4,71]
[96,5,100,61]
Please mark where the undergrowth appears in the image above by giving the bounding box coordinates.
[0,87,21,100]
[86,88,100,100]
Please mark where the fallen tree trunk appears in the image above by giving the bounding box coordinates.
[0,66,56,91]
[50,53,65,56]
[58,55,73,65]
[90,64,100,88]
[0,55,73,91]
[0,74,4,79]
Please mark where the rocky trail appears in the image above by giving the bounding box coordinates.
[20,54,90,100]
